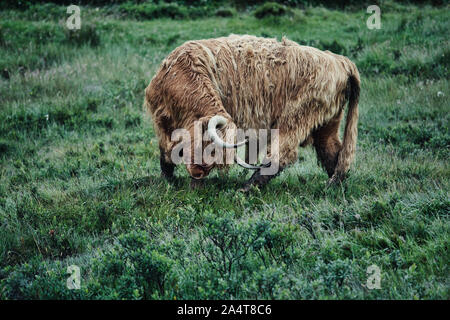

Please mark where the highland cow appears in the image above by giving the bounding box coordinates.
[144,34,360,190]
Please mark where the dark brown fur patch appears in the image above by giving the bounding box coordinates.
[159,115,173,135]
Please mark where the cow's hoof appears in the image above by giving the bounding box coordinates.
[239,183,259,193]
[161,172,175,183]
[327,172,345,187]
[238,186,251,193]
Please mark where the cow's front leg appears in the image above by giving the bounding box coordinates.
[160,147,175,179]
[240,130,301,192]
[241,166,284,192]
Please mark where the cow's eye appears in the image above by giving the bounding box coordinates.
[179,149,183,157]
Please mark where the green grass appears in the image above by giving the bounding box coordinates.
[0,2,449,299]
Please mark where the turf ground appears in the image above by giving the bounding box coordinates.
[0,2,448,299]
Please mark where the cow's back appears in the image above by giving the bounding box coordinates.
[181,35,353,130]
[147,34,355,133]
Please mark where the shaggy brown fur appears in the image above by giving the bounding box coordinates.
[144,34,360,188]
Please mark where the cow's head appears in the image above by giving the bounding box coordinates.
[182,115,243,179]
[167,115,269,180]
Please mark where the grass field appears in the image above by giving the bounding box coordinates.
[0,2,448,299]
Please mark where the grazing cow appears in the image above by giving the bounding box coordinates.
[144,34,360,190]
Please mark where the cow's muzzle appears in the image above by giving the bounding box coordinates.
[188,163,213,180]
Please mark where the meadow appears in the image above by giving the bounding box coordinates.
[0,1,448,299]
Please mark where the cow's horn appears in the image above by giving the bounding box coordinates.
[207,115,247,148]
[208,115,270,170]
[234,154,271,170]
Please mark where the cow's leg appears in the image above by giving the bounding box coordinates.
[241,166,285,192]
[241,131,299,191]
[300,135,313,148]
[160,146,175,179]
[312,111,343,177]
[245,140,250,164]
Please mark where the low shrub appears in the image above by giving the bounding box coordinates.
[118,2,189,20]
[254,2,288,19]
[0,25,5,47]
[294,38,348,56]
[89,231,176,299]
[215,7,236,17]
[64,22,100,47]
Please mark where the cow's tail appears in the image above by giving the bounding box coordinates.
[329,64,360,185]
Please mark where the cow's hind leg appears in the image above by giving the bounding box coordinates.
[312,111,343,178]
